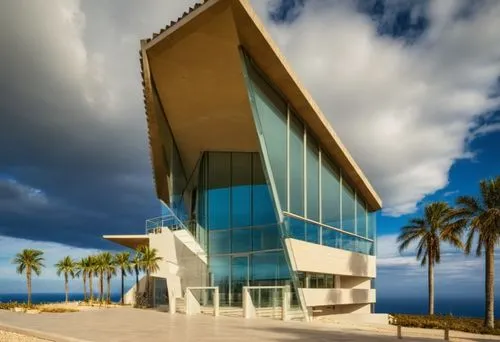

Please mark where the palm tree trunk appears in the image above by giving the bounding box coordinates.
[485,243,495,329]
[428,254,435,315]
[83,273,87,301]
[99,272,104,304]
[121,269,125,305]
[135,267,139,292]
[89,273,94,303]
[27,268,32,308]
[146,270,150,306]
[107,273,111,304]
[65,273,69,303]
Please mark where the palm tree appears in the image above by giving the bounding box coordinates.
[397,202,462,315]
[12,249,45,307]
[55,256,77,303]
[77,257,91,301]
[100,252,115,304]
[94,254,106,304]
[88,255,97,303]
[453,176,500,329]
[138,245,162,305]
[114,252,132,305]
[132,250,143,296]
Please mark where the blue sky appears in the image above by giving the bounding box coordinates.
[0,0,499,300]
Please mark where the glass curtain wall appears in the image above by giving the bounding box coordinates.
[242,50,376,256]
[197,151,290,306]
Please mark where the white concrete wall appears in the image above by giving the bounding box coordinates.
[149,228,208,299]
[285,238,376,277]
[301,288,375,307]
[339,276,371,289]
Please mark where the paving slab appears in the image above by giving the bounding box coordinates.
[0,308,485,342]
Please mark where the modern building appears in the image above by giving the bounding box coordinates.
[104,0,382,321]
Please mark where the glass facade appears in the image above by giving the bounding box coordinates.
[196,152,290,306]
[243,52,376,257]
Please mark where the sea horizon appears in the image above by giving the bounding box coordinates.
[1,292,498,318]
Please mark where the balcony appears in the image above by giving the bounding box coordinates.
[301,288,376,307]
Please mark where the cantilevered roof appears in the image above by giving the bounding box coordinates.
[103,235,149,249]
[139,0,382,211]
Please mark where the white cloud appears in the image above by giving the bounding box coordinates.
[376,234,500,297]
[252,0,500,216]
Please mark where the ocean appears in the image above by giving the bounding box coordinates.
[0,293,121,304]
[1,293,497,318]
[376,297,500,317]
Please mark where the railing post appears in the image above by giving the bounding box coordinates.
[397,325,402,339]
[213,288,219,317]
[444,327,449,341]
[282,285,290,321]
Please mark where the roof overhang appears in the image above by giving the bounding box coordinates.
[139,0,382,211]
[102,235,149,249]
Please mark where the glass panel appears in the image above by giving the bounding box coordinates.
[232,228,252,253]
[288,217,306,240]
[306,135,320,221]
[209,230,230,255]
[208,153,231,230]
[248,66,287,207]
[341,181,356,234]
[209,256,230,305]
[316,274,325,288]
[306,222,320,244]
[368,211,376,241]
[252,154,276,226]
[251,252,278,285]
[322,228,342,249]
[356,198,367,238]
[289,113,304,215]
[277,252,290,281]
[253,225,280,251]
[325,274,334,288]
[231,256,248,305]
[321,156,341,228]
[231,153,252,228]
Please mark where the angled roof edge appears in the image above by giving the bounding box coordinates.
[139,0,382,210]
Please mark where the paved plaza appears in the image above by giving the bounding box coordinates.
[0,308,498,342]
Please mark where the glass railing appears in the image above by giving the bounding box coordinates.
[283,214,374,255]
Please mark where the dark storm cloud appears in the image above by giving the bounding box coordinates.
[0,0,206,248]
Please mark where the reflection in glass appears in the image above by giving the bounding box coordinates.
[306,135,320,221]
[321,156,341,228]
[341,181,355,234]
[208,153,231,229]
[249,65,287,207]
[289,114,304,215]
[232,228,251,253]
[356,198,367,237]
[231,153,252,228]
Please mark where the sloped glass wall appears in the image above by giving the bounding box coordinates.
[242,50,377,256]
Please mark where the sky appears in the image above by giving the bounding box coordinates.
[0,0,499,300]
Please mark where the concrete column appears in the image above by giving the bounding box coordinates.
[169,288,176,315]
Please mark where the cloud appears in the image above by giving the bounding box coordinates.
[0,178,49,214]
[253,0,500,216]
[376,234,500,298]
[0,236,102,293]
[0,0,499,250]
[0,0,200,247]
